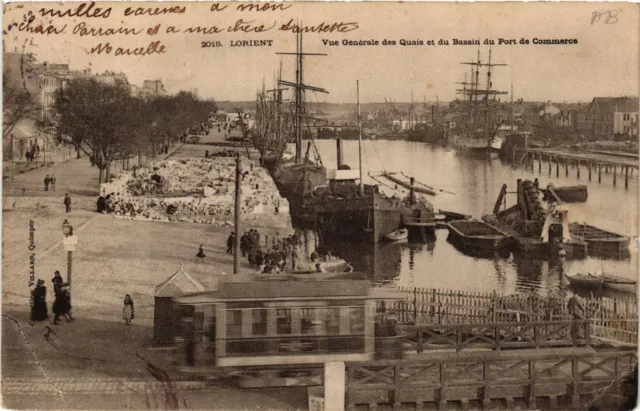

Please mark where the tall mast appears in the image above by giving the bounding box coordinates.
[357,80,363,195]
[460,47,507,137]
[277,31,328,165]
[277,60,282,147]
[510,82,514,131]
[295,32,302,163]
[485,47,492,137]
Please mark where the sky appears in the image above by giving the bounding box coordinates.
[3,2,639,104]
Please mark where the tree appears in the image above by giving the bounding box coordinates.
[2,68,40,141]
[53,78,133,184]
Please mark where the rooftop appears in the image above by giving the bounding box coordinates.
[173,278,372,304]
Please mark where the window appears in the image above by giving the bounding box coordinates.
[252,309,267,335]
[325,308,340,335]
[226,309,242,337]
[276,308,292,334]
[350,307,365,334]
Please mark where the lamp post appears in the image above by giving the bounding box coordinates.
[61,220,77,301]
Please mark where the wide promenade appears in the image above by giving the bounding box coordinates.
[2,138,306,410]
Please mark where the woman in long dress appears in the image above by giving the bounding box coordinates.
[123,294,135,325]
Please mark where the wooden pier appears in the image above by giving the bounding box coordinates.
[393,320,592,353]
[346,349,636,410]
[380,287,638,345]
[512,147,638,189]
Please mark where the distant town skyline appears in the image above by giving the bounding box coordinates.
[3,2,638,104]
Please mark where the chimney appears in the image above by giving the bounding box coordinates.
[336,137,343,169]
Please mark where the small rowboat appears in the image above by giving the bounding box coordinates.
[565,273,603,289]
[386,228,408,242]
[602,274,637,294]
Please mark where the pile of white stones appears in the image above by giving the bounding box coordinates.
[100,158,290,227]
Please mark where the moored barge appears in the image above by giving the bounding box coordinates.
[543,185,588,203]
[569,223,630,257]
[446,220,512,251]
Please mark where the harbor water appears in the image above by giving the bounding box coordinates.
[303,139,638,297]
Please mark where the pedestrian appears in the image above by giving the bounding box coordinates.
[50,174,56,191]
[205,150,209,158]
[226,232,235,254]
[291,245,298,272]
[123,294,135,325]
[44,175,50,191]
[63,193,71,213]
[240,231,249,257]
[195,245,206,262]
[567,295,584,320]
[52,271,64,296]
[52,283,73,325]
[31,279,48,322]
[97,196,106,213]
[26,151,31,162]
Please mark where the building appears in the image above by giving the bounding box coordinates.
[140,79,168,98]
[576,97,639,139]
[94,70,129,87]
[554,110,575,128]
[3,52,46,159]
[539,103,560,124]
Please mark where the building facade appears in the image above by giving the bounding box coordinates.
[576,97,639,139]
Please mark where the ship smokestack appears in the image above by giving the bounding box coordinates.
[410,177,416,205]
[336,137,343,169]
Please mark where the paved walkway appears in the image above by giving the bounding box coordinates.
[2,144,182,198]
[3,155,101,197]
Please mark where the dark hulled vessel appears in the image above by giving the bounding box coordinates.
[254,34,435,243]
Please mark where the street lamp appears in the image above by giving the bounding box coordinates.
[61,220,77,301]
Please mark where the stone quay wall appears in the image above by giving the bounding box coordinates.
[99,158,292,229]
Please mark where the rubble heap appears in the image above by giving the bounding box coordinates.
[99,158,291,228]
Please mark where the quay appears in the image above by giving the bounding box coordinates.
[513,147,638,188]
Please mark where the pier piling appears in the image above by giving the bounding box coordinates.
[625,167,629,189]
[598,164,602,183]
[538,154,542,173]
[530,153,534,171]
[518,148,637,188]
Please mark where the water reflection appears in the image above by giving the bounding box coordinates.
[308,139,637,296]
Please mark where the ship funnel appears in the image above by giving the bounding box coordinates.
[410,177,416,205]
[336,137,344,169]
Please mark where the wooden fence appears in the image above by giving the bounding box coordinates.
[387,320,591,353]
[377,287,638,345]
[346,350,637,410]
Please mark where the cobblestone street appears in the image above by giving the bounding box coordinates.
[2,207,266,311]
[2,137,304,410]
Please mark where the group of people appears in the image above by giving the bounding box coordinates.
[25,143,40,162]
[30,271,136,326]
[43,174,56,191]
[96,194,116,214]
[30,271,74,325]
[242,231,300,274]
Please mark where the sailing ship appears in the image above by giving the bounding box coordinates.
[253,34,434,243]
[450,48,508,154]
